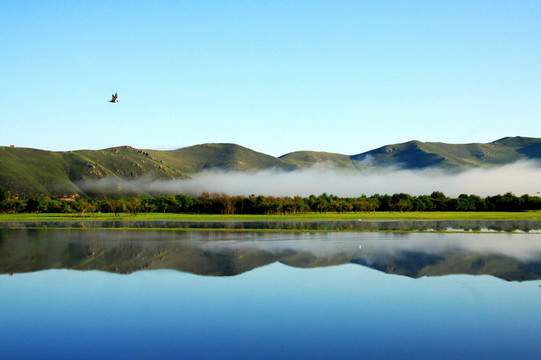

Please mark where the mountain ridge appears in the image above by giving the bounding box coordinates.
[1,136,540,198]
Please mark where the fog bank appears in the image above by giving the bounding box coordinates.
[81,160,541,197]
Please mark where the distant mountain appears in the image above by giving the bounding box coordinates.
[146,143,295,173]
[1,137,540,198]
[350,137,541,169]
[279,151,354,168]
[282,136,541,169]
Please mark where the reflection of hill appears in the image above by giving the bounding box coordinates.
[152,247,284,276]
[352,252,541,281]
[0,230,289,276]
[1,229,541,281]
[353,251,445,278]
[280,252,355,269]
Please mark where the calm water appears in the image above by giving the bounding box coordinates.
[2,219,541,232]
[1,229,541,359]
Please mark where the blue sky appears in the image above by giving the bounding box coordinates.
[1,1,540,156]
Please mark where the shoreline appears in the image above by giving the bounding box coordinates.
[1,211,541,222]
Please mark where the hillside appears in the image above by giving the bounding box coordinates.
[146,143,295,173]
[1,137,540,198]
[0,143,296,198]
[0,146,187,198]
[350,137,541,169]
[279,151,355,168]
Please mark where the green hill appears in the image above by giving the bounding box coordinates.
[146,143,295,174]
[279,137,541,169]
[0,143,295,198]
[492,136,541,158]
[350,136,541,169]
[0,147,82,197]
[0,145,186,198]
[279,151,355,168]
[1,137,540,198]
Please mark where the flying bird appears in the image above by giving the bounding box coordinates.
[109,92,118,103]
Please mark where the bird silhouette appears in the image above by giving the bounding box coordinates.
[109,92,118,103]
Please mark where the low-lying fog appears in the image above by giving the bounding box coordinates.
[80,160,541,197]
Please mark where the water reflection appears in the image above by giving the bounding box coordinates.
[1,219,541,232]
[1,229,541,281]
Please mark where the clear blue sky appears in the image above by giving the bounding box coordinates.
[1,1,540,156]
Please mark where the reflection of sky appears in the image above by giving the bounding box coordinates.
[3,229,541,277]
[195,231,541,262]
[1,265,541,359]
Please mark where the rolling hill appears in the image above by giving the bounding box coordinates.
[146,143,295,173]
[279,151,355,168]
[1,137,540,198]
[349,137,535,168]
[279,137,541,169]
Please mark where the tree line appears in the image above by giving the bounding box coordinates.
[1,187,541,215]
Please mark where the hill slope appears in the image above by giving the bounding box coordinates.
[279,151,355,168]
[1,137,540,198]
[147,143,295,174]
[0,143,295,198]
[350,136,541,169]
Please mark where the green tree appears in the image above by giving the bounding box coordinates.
[391,193,413,212]
[0,186,7,210]
[174,194,195,212]
[315,195,331,213]
[125,198,142,215]
[455,194,476,211]
[6,199,25,213]
[372,194,391,211]
[0,186,7,203]
[108,200,124,216]
[142,199,158,213]
[414,195,434,211]
[72,199,90,216]
[430,191,448,211]
[26,197,48,214]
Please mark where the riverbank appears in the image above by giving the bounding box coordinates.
[2,211,541,222]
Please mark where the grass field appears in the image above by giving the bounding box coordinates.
[2,211,541,222]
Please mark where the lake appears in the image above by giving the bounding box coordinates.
[1,228,541,359]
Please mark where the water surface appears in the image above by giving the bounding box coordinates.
[1,230,541,359]
[2,219,541,232]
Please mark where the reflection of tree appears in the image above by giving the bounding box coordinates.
[2,229,541,281]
